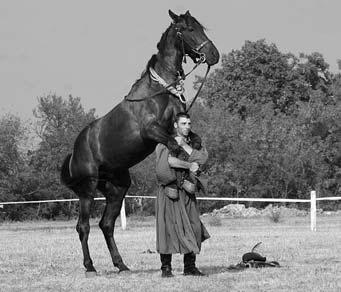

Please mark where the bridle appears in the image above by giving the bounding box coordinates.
[175,26,211,65]
[125,24,211,113]
[174,26,211,112]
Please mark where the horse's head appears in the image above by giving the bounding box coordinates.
[169,10,220,66]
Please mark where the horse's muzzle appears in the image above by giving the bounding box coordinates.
[205,46,220,66]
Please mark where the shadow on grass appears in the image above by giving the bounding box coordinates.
[200,265,234,274]
[100,268,160,276]
[131,265,236,275]
[100,265,239,277]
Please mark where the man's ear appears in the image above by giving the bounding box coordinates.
[169,10,179,22]
[174,122,178,129]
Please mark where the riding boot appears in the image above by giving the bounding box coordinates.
[183,252,206,276]
[160,254,174,277]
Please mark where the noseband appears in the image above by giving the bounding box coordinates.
[175,28,211,64]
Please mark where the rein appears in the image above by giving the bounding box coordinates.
[185,64,210,113]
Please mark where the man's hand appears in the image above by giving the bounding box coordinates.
[189,162,199,173]
[174,136,188,147]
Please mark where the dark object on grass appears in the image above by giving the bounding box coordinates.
[242,242,266,262]
[242,252,266,263]
[227,242,280,271]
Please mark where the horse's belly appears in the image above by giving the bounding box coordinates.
[99,134,155,169]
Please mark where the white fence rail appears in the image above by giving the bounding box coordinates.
[1,191,340,232]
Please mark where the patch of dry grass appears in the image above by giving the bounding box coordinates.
[0,216,340,291]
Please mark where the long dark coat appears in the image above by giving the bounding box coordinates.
[155,143,210,254]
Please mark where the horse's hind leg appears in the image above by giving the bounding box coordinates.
[98,169,131,272]
[75,178,97,274]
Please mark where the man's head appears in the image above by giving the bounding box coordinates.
[174,112,191,137]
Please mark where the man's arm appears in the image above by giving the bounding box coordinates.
[168,156,199,172]
[140,120,181,155]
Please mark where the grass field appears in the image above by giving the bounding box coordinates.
[0,215,340,291]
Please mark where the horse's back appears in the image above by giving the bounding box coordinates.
[69,101,153,177]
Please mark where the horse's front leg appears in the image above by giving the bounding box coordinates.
[141,121,181,155]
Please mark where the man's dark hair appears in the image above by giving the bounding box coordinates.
[174,112,190,123]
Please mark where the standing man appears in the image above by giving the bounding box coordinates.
[155,112,210,277]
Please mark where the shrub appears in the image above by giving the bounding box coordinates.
[268,206,282,223]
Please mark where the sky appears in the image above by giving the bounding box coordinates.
[0,0,340,119]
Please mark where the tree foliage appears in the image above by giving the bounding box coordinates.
[32,94,96,172]
[0,114,26,204]
[196,40,334,117]
[1,95,97,220]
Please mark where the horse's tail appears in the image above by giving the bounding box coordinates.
[60,153,73,188]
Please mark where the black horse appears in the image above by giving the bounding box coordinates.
[61,10,219,275]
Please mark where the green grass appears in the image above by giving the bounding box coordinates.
[0,216,340,291]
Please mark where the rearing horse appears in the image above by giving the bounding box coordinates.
[61,10,219,275]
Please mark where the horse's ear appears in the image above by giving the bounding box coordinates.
[169,10,179,22]
[185,10,191,16]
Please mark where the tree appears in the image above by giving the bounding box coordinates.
[0,114,24,177]
[195,40,335,118]
[0,114,33,220]
[297,52,332,96]
[195,39,308,116]
[28,94,97,219]
[32,94,96,172]
[0,113,26,200]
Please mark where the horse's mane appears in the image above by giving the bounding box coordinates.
[156,25,172,56]
[126,24,173,96]
[126,54,158,96]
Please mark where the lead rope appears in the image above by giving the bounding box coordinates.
[149,68,186,103]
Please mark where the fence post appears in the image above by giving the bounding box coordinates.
[120,199,127,230]
[310,190,316,232]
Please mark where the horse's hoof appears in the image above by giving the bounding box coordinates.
[118,265,130,274]
[85,271,98,278]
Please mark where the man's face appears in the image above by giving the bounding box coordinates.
[174,117,191,137]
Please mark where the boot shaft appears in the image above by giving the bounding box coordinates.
[183,253,206,276]
[160,254,173,277]
[160,254,172,269]
[183,252,196,270]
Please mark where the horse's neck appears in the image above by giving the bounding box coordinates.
[153,56,182,82]
[124,27,183,101]
[154,31,183,84]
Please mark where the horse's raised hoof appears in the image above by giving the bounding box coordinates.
[85,271,98,278]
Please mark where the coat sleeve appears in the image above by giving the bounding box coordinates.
[155,144,176,185]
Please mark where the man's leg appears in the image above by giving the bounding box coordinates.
[183,252,206,276]
[160,254,173,277]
